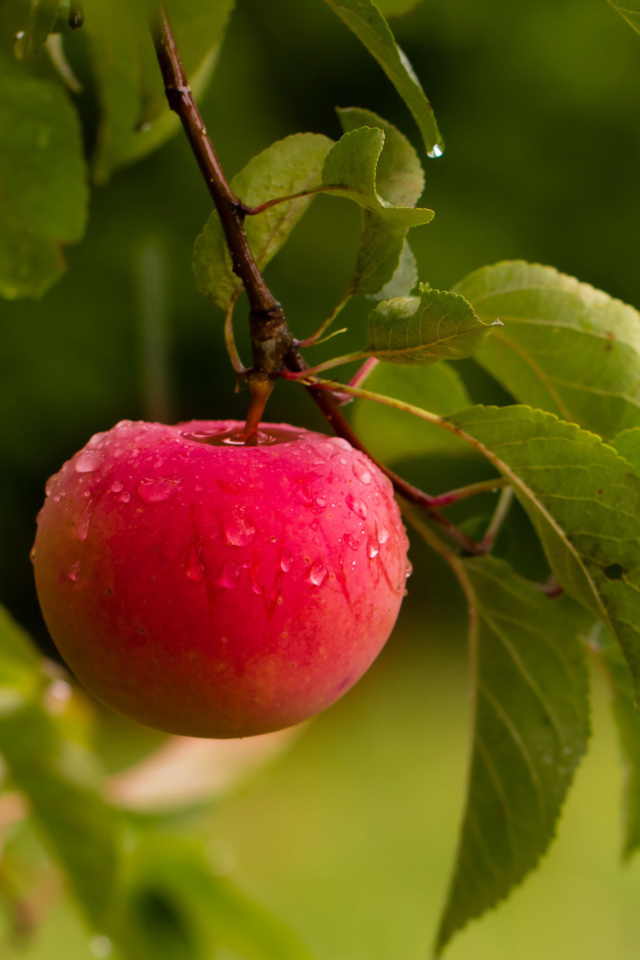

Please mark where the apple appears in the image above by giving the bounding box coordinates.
[33,420,409,738]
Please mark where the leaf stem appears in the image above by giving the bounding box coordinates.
[479,486,514,551]
[223,293,246,374]
[297,290,353,347]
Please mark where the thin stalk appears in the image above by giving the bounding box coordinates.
[223,293,246,374]
[479,486,514,551]
[297,290,353,347]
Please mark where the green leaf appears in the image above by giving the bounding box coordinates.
[376,0,423,15]
[337,106,425,296]
[321,127,434,225]
[0,54,87,298]
[86,0,235,181]
[193,133,334,311]
[614,427,640,472]
[447,405,640,701]
[372,237,418,300]
[14,0,59,59]
[593,624,640,859]
[453,261,640,439]
[607,0,640,35]
[0,606,120,928]
[435,556,590,954]
[351,360,472,462]
[322,0,443,156]
[367,287,499,365]
[118,835,317,960]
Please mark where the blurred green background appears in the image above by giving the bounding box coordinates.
[3,0,640,956]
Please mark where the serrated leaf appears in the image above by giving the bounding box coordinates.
[0,606,119,928]
[118,835,317,960]
[435,556,589,955]
[367,287,499,365]
[447,404,640,700]
[372,237,418,300]
[322,127,434,225]
[0,53,87,298]
[593,624,640,859]
[352,360,472,462]
[193,133,334,310]
[453,261,640,439]
[86,0,234,180]
[614,427,640,472]
[337,106,425,296]
[607,0,640,35]
[323,0,443,156]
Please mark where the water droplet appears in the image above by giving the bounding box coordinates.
[309,559,328,586]
[75,449,103,473]
[68,560,81,581]
[45,475,57,497]
[76,505,93,541]
[110,480,124,494]
[367,538,379,559]
[346,495,368,520]
[225,508,255,547]
[406,559,413,579]
[250,566,264,595]
[428,143,444,158]
[220,561,240,589]
[316,497,326,507]
[119,491,131,503]
[352,460,372,484]
[344,532,361,551]
[280,548,294,573]
[376,522,389,545]
[186,542,205,581]
[137,477,180,503]
[332,437,352,452]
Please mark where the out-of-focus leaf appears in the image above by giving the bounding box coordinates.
[607,0,640,36]
[321,127,434,225]
[376,0,423,14]
[322,0,443,156]
[0,605,119,928]
[367,287,499,364]
[117,835,317,960]
[453,261,640,439]
[193,133,333,310]
[86,0,235,181]
[13,0,58,59]
[0,53,87,299]
[337,106,424,296]
[372,237,418,300]
[593,623,640,859]
[448,405,640,700]
[352,360,471,462]
[435,556,589,954]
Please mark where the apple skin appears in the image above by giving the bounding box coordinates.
[33,420,409,738]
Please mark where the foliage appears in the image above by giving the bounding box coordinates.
[2,0,640,958]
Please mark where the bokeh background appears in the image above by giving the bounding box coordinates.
[3,0,640,957]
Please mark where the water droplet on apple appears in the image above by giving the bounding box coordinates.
[137,477,181,503]
[75,505,93,541]
[316,497,327,508]
[309,559,328,586]
[280,548,294,573]
[352,460,372,484]
[346,495,368,520]
[344,532,361,551]
[406,559,413,579]
[220,561,240,589]
[75,450,103,473]
[367,538,379,559]
[68,560,81,581]
[110,480,124,494]
[250,566,264,595]
[45,475,57,497]
[119,491,131,503]
[376,522,389,545]
[225,508,256,547]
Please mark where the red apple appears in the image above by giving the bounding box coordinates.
[33,420,409,738]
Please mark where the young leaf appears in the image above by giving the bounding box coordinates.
[435,556,589,955]
[0,606,120,928]
[614,427,640,472]
[352,360,472,462]
[453,261,640,439]
[321,126,434,225]
[337,106,425,296]
[87,0,235,180]
[607,0,640,35]
[0,53,87,298]
[322,0,444,156]
[193,133,334,310]
[447,405,640,701]
[592,624,640,859]
[367,287,499,364]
